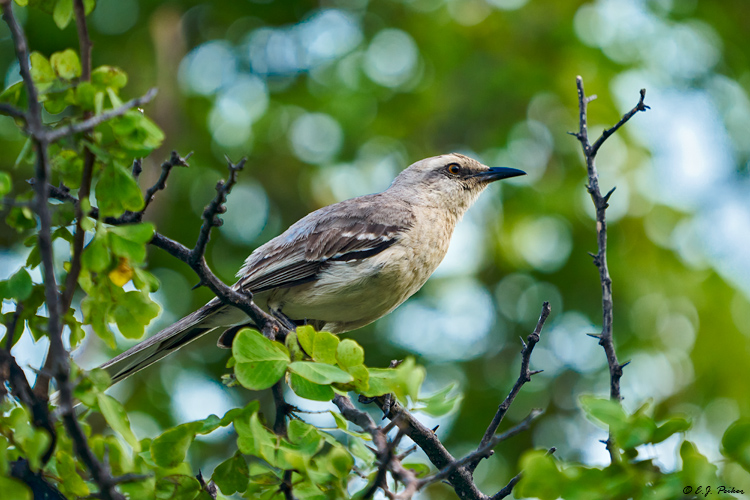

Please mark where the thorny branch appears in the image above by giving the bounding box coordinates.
[42,154,288,341]
[343,304,550,500]
[38,0,98,400]
[1,2,129,498]
[571,75,648,461]
[469,301,551,473]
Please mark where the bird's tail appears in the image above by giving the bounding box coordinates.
[99,299,228,385]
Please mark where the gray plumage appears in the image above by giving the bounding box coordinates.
[100,153,525,384]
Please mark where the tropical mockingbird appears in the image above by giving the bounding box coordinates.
[101,153,525,383]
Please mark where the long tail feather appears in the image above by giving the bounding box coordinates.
[100,300,226,384]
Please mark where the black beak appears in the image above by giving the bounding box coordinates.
[473,167,526,182]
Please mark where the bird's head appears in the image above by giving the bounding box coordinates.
[389,153,526,216]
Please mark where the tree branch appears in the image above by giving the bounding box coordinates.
[0,102,26,119]
[141,151,191,214]
[1,2,125,498]
[572,75,648,461]
[38,0,98,399]
[469,301,551,473]
[45,88,157,143]
[418,409,544,490]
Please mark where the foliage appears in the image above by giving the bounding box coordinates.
[1,0,750,499]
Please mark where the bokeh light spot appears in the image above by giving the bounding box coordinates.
[289,112,343,164]
[364,29,419,88]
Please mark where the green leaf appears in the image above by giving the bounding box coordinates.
[232,328,290,390]
[96,393,140,452]
[296,324,315,355]
[56,450,90,497]
[91,65,128,89]
[416,383,462,417]
[212,452,249,496]
[579,395,628,429]
[721,418,750,472]
[336,339,364,368]
[517,449,566,500]
[235,412,277,465]
[288,361,353,385]
[81,295,116,348]
[96,162,145,217]
[50,49,82,79]
[324,447,353,478]
[6,268,33,301]
[81,230,111,272]
[652,416,691,444]
[110,110,165,155]
[151,422,201,469]
[155,475,201,500]
[287,420,324,457]
[75,81,96,110]
[313,331,339,364]
[113,291,160,339]
[0,172,11,196]
[51,150,83,188]
[0,477,32,500]
[345,364,369,392]
[109,222,155,244]
[363,358,424,402]
[108,223,155,263]
[29,52,55,83]
[285,331,304,361]
[289,372,335,401]
[52,0,73,29]
[680,440,719,486]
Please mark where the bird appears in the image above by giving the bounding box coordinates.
[100,153,525,384]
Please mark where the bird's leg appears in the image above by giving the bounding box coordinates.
[270,308,298,332]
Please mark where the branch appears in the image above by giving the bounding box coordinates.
[141,151,191,214]
[45,88,157,143]
[2,2,125,498]
[376,399,486,500]
[572,76,647,461]
[39,0,98,399]
[419,410,544,490]
[333,395,419,500]
[469,301,551,473]
[0,102,26,119]
[192,157,243,263]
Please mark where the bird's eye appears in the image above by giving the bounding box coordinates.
[447,163,461,175]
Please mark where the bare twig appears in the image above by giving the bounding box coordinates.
[45,88,157,143]
[73,0,92,80]
[0,103,26,119]
[572,76,648,461]
[469,302,551,473]
[141,151,191,213]
[419,410,543,490]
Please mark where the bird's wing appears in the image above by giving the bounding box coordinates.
[236,195,414,293]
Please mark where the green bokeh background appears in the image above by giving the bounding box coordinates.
[2,0,750,497]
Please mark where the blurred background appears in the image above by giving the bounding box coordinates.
[2,0,750,497]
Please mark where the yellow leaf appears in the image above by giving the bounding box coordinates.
[108,258,133,287]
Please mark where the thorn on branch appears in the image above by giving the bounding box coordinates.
[603,186,617,204]
[586,333,602,340]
